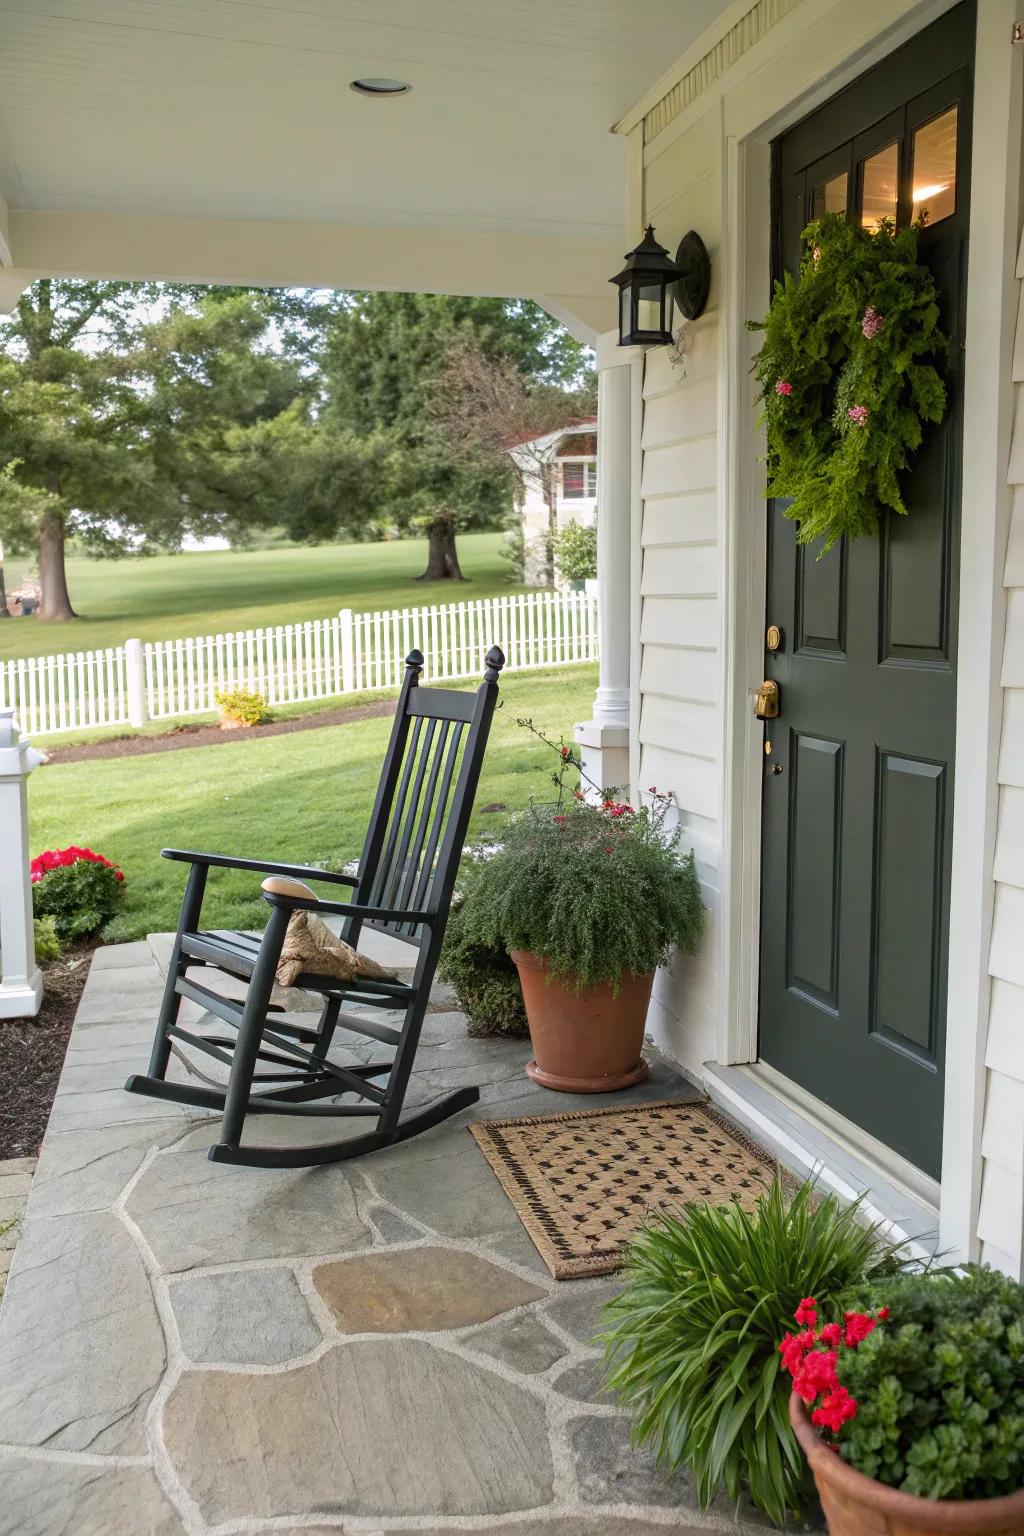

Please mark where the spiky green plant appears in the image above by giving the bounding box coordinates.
[601,1179,903,1526]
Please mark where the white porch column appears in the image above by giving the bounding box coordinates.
[0,709,44,1018]
[574,330,644,799]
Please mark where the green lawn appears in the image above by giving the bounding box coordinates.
[28,661,596,941]
[3,532,530,662]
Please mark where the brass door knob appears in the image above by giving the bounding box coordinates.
[754,680,780,719]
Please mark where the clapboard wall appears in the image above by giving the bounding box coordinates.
[980,231,1024,1278]
[637,104,724,1072]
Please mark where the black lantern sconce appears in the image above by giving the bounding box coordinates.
[610,226,711,347]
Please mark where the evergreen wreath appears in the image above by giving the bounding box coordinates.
[749,212,948,551]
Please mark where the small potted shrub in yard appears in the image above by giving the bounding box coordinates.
[31,846,124,942]
[458,742,704,1089]
[215,688,270,730]
[602,1180,903,1527]
[783,1266,1024,1535]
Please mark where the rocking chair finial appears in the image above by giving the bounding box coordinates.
[405,648,425,674]
[484,645,505,684]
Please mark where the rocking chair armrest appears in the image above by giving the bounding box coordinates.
[261,890,436,928]
[160,849,360,888]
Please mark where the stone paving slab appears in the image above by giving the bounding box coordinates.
[0,938,771,1536]
[164,1339,555,1523]
[126,1129,372,1272]
[0,1455,183,1536]
[0,1209,165,1453]
[313,1245,545,1331]
[168,1265,321,1364]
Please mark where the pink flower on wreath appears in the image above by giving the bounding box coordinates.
[861,305,884,340]
[775,379,793,397]
[847,404,870,428]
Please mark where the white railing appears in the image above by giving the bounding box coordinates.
[0,590,598,737]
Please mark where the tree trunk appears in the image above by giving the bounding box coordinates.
[544,469,558,587]
[416,521,466,582]
[0,559,7,618]
[37,510,78,621]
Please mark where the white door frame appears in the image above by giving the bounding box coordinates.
[715,0,1021,1261]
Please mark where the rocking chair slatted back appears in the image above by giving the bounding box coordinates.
[351,648,501,943]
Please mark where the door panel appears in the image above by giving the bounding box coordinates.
[758,2,974,1178]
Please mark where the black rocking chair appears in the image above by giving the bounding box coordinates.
[125,645,504,1168]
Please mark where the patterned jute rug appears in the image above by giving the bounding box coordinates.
[469,1098,781,1280]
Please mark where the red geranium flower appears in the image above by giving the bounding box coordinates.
[792,1349,838,1404]
[843,1311,877,1348]
[778,1328,816,1376]
[794,1297,818,1327]
[812,1387,858,1433]
[31,846,124,884]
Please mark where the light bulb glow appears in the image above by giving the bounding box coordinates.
[912,182,949,203]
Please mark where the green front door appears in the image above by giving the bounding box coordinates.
[758,3,974,1179]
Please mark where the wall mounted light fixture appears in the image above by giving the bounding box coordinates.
[610,226,711,346]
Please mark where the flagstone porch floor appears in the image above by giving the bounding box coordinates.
[0,939,772,1536]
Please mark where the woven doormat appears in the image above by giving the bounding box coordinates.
[469,1098,780,1280]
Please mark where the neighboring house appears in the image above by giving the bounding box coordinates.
[0,0,1021,1277]
[509,419,597,585]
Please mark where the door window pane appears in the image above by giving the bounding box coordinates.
[860,142,898,232]
[912,106,957,226]
[812,172,847,219]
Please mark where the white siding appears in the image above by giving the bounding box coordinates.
[979,233,1024,1279]
[637,102,723,1072]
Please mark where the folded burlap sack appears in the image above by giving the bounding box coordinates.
[261,875,398,988]
[276,907,397,987]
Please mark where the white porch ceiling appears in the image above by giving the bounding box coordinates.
[0,1,730,333]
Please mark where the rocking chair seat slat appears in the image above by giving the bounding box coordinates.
[126,643,505,1168]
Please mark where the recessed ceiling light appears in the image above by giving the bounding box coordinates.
[350,78,412,97]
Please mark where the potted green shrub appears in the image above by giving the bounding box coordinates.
[783,1266,1024,1536]
[457,779,704,1091]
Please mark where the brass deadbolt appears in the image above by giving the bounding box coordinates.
[766,624,783,653]
[755,679,780,719]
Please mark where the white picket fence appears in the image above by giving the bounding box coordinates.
[0,590,598,738]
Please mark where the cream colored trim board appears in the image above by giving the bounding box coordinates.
[641,0,803,145]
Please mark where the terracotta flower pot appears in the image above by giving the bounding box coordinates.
[510,948,653,1093]
[790,1395,1024,1536]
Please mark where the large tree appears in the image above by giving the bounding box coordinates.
[0,283,313,620]
[315,293,594,580]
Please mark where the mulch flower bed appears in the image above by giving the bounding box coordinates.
[0,948,94,1158]
[42,699,395,765]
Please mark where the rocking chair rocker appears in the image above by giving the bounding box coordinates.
[125,645,504,1168]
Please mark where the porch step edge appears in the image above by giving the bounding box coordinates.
[702,1062,939,1262]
